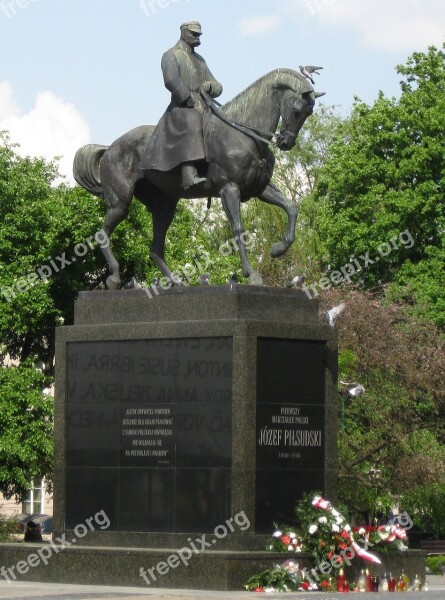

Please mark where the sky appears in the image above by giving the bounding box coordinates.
[0,0,444,183]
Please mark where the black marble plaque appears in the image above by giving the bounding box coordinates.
[255,469,325,531]
[65,338,232,532]
[256,338,325,404]
[119,469,175,531]
[256,338,326,532]
[66,468,119,530]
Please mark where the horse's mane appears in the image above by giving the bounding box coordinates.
[221,68,311,126]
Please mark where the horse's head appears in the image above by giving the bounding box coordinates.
[275,86,318,151]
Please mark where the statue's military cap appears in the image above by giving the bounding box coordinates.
[180,21,202,35]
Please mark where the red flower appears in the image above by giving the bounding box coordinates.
[327,551,333,559]
[254,587,264,592]
[341,530,349,539]
[321,580,329,588]
[339,543,349,550]
[300,582,310,590]
[282,535,291,545]
[320,540,326,548]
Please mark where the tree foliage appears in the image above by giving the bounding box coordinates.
[0,362,53,500]
[312,45,445,328]
[322,287,445,521]
[402,484,445,537]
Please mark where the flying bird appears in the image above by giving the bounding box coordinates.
[287,274,306,288]
[299,65,323,84]
[323,302,346,328]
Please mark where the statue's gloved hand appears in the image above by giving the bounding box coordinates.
[201,82,212,94]
[183,96,195,108]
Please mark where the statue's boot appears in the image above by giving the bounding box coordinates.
[182,163,207,190]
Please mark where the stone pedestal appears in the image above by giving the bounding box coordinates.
[52,285,338,588]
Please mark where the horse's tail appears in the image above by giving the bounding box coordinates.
[73,144,108,198]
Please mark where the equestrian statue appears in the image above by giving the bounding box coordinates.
[73,21,324,288]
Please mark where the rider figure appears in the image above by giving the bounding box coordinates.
[140,21,223,190]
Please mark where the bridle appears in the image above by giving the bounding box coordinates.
[200,89,298,148]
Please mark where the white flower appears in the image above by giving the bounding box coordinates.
[285,561,300,574]
[288,545,293,551]
[332,524,340,532]
[265,587,275,593]
[358,527,366,535]
[309,524,318,534]
[289,532,296,539]
[318,516,328,524]
[336,516,344,525]
[272,530,282,538]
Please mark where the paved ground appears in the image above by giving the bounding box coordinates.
[0,576,444,599]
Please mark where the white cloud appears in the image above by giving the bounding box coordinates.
[292,0,445,52]
[238,14,282,36]
[0,82,20,120]
[0,82,90,184]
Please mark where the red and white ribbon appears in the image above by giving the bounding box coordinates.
[312,496,382,565]
[380,524,407,542]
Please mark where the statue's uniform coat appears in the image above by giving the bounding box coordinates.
[140,39,222,171]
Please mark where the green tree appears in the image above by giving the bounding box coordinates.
[0,362,53,500]
[313,45,445,327]
[321,288,445,522]
[402,484,445,536]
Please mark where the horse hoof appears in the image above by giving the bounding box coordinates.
[248,273,264,286]
[106,275,121,290]
[271,242,287,258]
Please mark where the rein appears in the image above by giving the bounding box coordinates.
[200,89,279,146]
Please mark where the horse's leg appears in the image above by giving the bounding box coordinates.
[149,196,180,282]
[220,182,263,285]
[100,168,134,288]
[101,203,129,289]
[258,183,298,257]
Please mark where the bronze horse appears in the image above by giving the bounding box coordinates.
[73,68,319,287]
